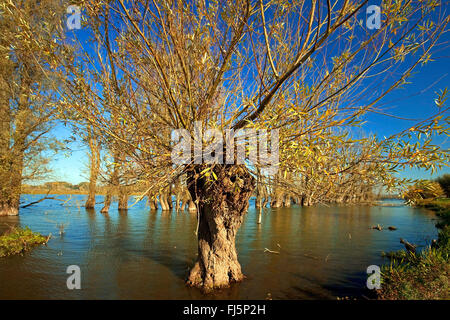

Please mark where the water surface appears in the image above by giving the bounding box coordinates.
[0,195,438,299]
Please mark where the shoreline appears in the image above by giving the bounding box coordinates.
[377,198,449,300]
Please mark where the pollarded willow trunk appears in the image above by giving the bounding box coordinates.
[186,164,255,292]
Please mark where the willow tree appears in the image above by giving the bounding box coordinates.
[84,124,101,209]
[54,0,449,291]
[0,0,67,216]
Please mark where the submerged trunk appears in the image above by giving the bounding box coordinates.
[85,127,100,209]
[0,142,24,216]
[159,191,170,211]
[118,186,128,210]
[271,191,284,208]
[100,194,112,214]
[0,161,20,216]
[100,155,119,214]
[148,195,158,210]
[187,199,197,212]
[186,164,255,292]
[0,204,18,216]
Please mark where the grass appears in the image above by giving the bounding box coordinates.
[377,198,450,300]
[0,227,50,258]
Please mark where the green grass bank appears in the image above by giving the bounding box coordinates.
[377,198,449,299]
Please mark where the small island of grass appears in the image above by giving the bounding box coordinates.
[0,227,50,258]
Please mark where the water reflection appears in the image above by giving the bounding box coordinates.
[0,196,438,299]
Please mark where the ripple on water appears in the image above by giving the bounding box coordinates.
[0,195,438,299]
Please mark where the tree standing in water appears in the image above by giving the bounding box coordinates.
[47,0,449,292]
[0,0,68,216]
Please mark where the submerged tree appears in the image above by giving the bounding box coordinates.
[45,0,450,292]
[0,0,67,216]
[84,124,101,209]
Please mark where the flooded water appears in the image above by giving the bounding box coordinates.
[0,195,439,299]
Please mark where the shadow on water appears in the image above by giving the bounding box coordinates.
[322,270,379,300]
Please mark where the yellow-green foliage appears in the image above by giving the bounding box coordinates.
[403,181,445,205]
[436,174,450,198]
[0,227,49,257]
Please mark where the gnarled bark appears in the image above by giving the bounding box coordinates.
[186,164,255,292]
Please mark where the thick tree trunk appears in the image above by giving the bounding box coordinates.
[271,191,284,208]
[270,173,284,208]
[100,194,112,214]
[0,162,23,216]
[159,191,170,211]
[85,127,100,209]
[187,199,197,212]
[284,194,291,207]
[0,202,19,216]
[0,57,14,217]
[0,139,24,216]
[262,195,269,208]
[175,190,182,212]
[118,186,128,210]
[181,187,197,212]
[186,164,255,292]
[148,195,158,210]
[100,156,119,214]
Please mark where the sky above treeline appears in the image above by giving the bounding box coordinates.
[44,3,450,185]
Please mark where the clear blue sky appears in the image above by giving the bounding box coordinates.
[45,3,450,185]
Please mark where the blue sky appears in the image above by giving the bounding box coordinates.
[45,2,450,185]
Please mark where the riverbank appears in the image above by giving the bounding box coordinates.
[0,227,50,257]
[377,199,449,300]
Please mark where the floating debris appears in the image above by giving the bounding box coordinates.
[371,224,382,231]
[264,248,280,254]
[400,238,417,254]
[303,253,319,260]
